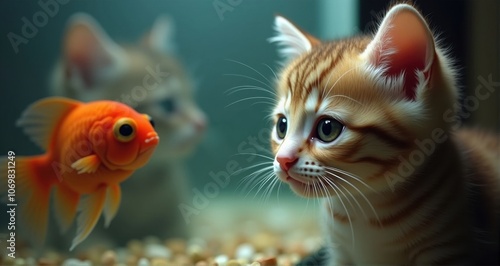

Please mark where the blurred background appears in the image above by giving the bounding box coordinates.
[0,0,499,256]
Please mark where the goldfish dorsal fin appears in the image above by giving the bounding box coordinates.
[103,185,121,227]
[70,186,107,251]
[17,97,81,151]
[71,154,101,174]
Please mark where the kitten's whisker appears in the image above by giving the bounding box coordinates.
[225,96,277,108]
[326,94,364,107]
[316,178,332,213]
[235,165,273,187]
[252,101,276,107]
[301,182,312,217]
[225,85,277,97]
[235,165,274,191]
[323,67,337,94]
[237,165,273,194]
[243,171,272,200]
[226,59,275,88]
[337,181,369,221]
[236,165,273,187]
[261,174,276,202]
[313,182,327,208]
[263,63,279,82]
[319,176,355,248]
[223,73,274,92]
[276,178,283,203]
[263,177,279,204]
[325,66,358,96]
[326,170,381,225]
[324,166,378,194]
[253,172,275,200]
[233,153,274,160]
[233,162,272,175]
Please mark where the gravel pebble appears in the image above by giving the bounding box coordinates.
[256,256,277,266]
[137,257,150,266]
[214,254,229,265]
[101,250,117,266]
[61,258,92,266]
[165,239,187,254]
[226,259,242,266]
[234,243,255,261]
[145,244,172,259]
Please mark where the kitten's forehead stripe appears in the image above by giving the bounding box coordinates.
[285,91,292,113]
[305,88,319,113]
[287,43,349,104]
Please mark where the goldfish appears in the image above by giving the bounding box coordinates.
[1,97,159,250]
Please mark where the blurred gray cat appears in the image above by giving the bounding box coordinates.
[50,13,206,247]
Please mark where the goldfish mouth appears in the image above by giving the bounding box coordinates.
[145,135,159,144]
[144,132,160,145]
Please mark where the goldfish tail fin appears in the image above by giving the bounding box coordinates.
[70,185,107,251]
[103,185,121,228]
[1,155,53,247]
[54,185,80,233]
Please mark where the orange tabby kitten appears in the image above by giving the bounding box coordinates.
[269,3,499,265]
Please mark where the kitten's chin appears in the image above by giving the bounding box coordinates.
[281,175,326,198]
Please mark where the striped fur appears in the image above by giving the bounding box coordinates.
[269,4,499,265]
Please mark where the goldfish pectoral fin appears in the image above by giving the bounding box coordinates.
[70,186,107,251]
[71,155,101,174]
[54,185,80,233]
[103,185,121,228]
[16,97,81,151]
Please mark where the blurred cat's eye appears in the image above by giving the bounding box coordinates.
[316,117,343,142]
[143,114,155,128]
[161,98,176,113]
[276,115,287,139]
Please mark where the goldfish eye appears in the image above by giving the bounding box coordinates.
[143,114,155,128]
[113,118,137,142]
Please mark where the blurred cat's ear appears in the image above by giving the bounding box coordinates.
[362,4,436,100]
[62,13,127,90]
[142,15,176,54]
[269,16,320,62]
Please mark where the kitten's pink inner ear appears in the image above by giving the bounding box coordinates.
[370,7,435,100]
[64,24,110,87]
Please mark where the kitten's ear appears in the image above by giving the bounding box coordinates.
[362,4,435,100]
[269,16,320,61]
[142,15,176,53]
[63,13,127,89]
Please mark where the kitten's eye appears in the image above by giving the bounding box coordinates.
[276,115,287,139]
[316,117,343,142]
[161,98,176,114]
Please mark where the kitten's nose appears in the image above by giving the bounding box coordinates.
[195,118,206,132]
[277,156,298,172]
